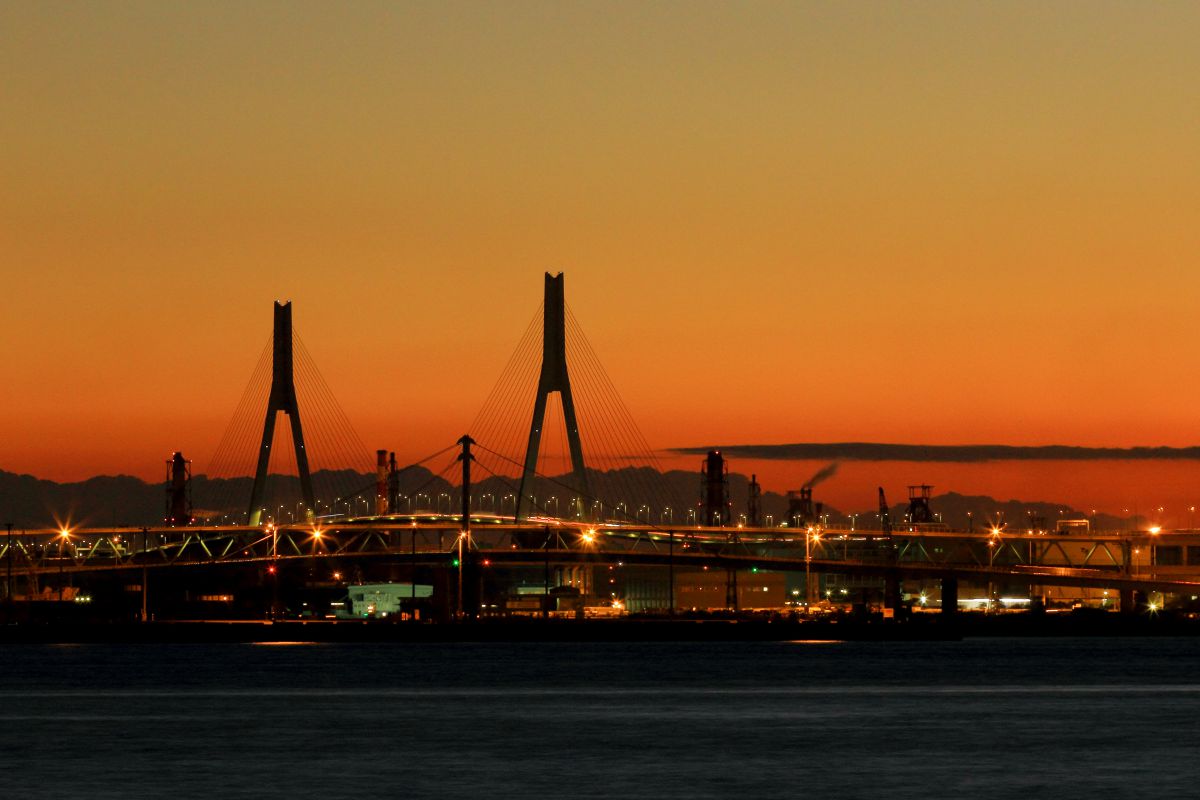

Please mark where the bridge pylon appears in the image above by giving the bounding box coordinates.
[516,273,590,521]
[247,301,316,526]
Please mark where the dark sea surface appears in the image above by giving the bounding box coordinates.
[1,637,1197,799]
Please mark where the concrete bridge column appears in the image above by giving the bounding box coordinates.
[941,577,958,617]
[1028,589,1045,613]
[1119,587,1135,614]
[885,573,902,615]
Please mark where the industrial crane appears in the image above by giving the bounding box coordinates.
[878,487,892,539]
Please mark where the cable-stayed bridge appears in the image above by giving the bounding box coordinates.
[5,273,1198,618]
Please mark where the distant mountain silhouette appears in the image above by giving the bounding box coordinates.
[0,467,1130,531]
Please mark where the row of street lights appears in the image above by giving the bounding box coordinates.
[212,490,1200,534]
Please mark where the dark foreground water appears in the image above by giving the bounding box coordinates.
[1,637,1198,798]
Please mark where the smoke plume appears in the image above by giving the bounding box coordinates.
[804,462,839,488]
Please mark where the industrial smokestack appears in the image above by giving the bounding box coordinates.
[747,474,761,527]
[376,450,388,516]
[701,450,730,527]
[387,452,399,514]
[165,451,191,526]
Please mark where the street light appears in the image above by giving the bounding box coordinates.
[58,528,71,604]
[984,525,1004,612]
[4,522,12,614]
[805,526,821,613]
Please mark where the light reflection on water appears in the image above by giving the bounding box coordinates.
[1,638,1198,799]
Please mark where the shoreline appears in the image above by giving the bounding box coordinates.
[3,611,1199,644]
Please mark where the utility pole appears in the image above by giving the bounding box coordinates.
[141,527,148,622]
[668,529,675,615]
[269,524,278,622]
[543,525,551,620]
[805,528,814,613]
[457,435,477,620]
[879,487,901,616]
[58,534,67,605]
[5,522,12,621]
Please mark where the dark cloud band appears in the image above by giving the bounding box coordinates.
[667,443,1200,463]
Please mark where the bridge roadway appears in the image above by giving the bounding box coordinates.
[3,516,1199,595]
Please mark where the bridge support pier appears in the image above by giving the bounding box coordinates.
[885,573,902,616]
[1119,587,1135,614]
[941,577,958,617]
[1028,590,1045,614]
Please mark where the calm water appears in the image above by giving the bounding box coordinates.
[1,637,1197,798]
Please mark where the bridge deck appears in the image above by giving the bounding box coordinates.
[2,518,1196,593]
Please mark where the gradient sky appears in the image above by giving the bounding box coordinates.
[3,2,1200,514]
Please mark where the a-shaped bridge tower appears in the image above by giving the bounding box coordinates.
[515,273,590,520]
[247,301,315,526]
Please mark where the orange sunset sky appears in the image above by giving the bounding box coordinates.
[4,2,1200,518]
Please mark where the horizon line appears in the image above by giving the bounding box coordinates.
[666,443,1200,463]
